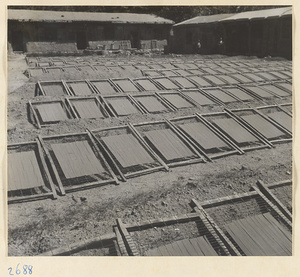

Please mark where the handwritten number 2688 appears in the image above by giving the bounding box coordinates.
[8,264,33,275]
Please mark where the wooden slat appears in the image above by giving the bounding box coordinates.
[51,141,105,179]
[101,134,155,168]
[144,128,194,161]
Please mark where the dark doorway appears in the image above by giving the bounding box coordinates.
[76,30,87,49]
[11,31,24,51]
[130,31,139,48]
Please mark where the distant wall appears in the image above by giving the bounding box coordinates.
[171,15,292,59]
[8,20,172,52]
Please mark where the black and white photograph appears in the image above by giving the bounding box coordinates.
[4,2,295,266]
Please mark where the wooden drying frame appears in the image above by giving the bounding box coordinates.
[44,66,63,74]
[239,82,281,101]
[25,67,46,78]
[168,75,199,89]
[131,92,176,114]
[190,180,293,256]
[226,108,292,144]
[132,119,206,167]
[38,132,119,194]
[201,86,243,105]
[64,79,98,96]
[110,77,142,93]
[169,114,243,161]
[28,99,73,129]
[179,88,222,107]
[156,91,198,110]
[151,76,182,90]
[88,78,121,94]
[35,80,71,96]
[37,179,292,256]
[65,95,110,119]
[256,104,293,135]
[200,111,272,152]
[219,85,263,103]
[184,74,216,88]
[99,94,145,117]
[8,140,58,204]
[88,124,169,181]
[131,76,162,92]
[115,210,232,256]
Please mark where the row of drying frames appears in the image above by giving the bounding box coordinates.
[40,179,292,256]
[29,80,292,128]
[9,105,292,203]
[26,60,292,82]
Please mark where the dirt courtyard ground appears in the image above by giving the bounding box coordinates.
[6,52,293,256]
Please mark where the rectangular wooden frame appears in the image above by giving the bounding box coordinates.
[256,104,293,132]
[89,124,169,181]
[201,87,243,105]
[65,95,110,119]
[169,114,243,160]
[64,79,98,96]
[168,75,199,89]
[99,94,145,117]
[8,140,58,204]
[190,180,292,256]
[114,211,232,256]
[110,77,142,93]
[226,108,292,144]
[131,77,162,91]
[239,83,281,101]
[131,92,176,114]
[180,89,222,107]
[38,132,118,193]
[89,78,121,94]
[151,76,182,90]
[28,99,73,128]
[132,119,206,167]
[157,91,198,110]
[200,111,272,152]
[220,85,263,103]
[35,80,71,96]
